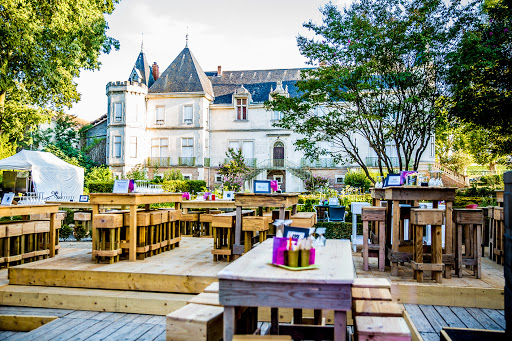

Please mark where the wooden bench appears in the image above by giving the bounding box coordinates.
[242,216,272,252]
[93,213,123,263]
[180,212,200,236]
[160,209,181,250]
[410,209,444,283]
[289,212,316,228]
[73,211,92,237]
[166,303,224,341]
[212,210,254,261]
[453,209,483,278]
[361,206,386,272]
[123,211,151,260]
[355,316,411,341]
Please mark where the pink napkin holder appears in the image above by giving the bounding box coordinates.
[272,237,288,265]
[309,248,315,265]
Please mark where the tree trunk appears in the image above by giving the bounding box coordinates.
[489,161,497,174]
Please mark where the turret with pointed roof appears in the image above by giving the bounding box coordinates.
[129,43,155,87]
[149,47,213,98]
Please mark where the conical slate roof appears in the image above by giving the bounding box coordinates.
[149,47,213,97]
[129,50,155,87]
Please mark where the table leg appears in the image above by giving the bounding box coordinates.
[292,204,297,215]
[224,305,236,341]
[363,220,369,271]
[49,212,56,257]
[129,204,137,262]
[333,310,347,341]
[385,202,392,267]
[432,224,442,283]
[379,220,385,272]
[445,201,453,278]
[392,200,400,276]
[352,213,357,252]
[270,308,279,335]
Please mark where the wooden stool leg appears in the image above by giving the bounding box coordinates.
[432,224,442,283]
[363,220,369,271]
[457,224,463,278]
[475,223,482,278]
[378,220,385,272]
[414,225,423,282]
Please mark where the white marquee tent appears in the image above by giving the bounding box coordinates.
[0,150,84,200]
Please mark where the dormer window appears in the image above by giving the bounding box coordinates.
[233,84,251,121]
[237,98,247,120]
[184,105,193,125]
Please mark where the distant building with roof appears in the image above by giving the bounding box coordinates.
[85,43,436,191]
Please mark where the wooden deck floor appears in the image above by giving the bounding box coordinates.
[7,237,228,294]
[352,249,505,309]
[0,306,166,341]
[404,304,505,341]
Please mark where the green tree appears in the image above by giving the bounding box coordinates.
[85,166,114,185]
[218,148,251,192]
[126,164,148,181]
[443,0,512,155]
[265,0,450,182]
[0,0,120,147]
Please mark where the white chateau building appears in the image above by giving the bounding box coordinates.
[86,44,436,192]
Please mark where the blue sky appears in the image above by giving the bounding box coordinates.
[67,0,351,121]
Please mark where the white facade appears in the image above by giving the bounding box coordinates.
[101,47,435,192]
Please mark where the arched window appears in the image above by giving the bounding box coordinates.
[273,141,284,167]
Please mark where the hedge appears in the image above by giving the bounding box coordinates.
[161,180,207,193]
[315,222,362,239]
[87,182,114,193]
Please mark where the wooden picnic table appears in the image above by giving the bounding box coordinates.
[89,193,182,262]
[371,187,457,277]
[0,204,60,257]
[232,193,299,256]
[218,238,354,340]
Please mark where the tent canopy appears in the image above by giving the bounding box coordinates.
[0,150,84,200]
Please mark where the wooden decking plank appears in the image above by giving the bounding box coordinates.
[52,318,102,341]
[65,310,101,319]
[0,331,20,341]
[115,313,141,323]
[83,320,131,341]
[420,332,440,341]
[144,315,165,325]
[465,307,502,330]
[20,316,84,341]
[134,324,165,341]
[404,304,435,333]
[63,319,114,341]
[88,312,119,321]
[433,305,466,328]
[481,308,506,329]
[115,323,154,340]
[102,322,143,341]
[129,314,154,324]
[418,305,448,333]
[0,306,74,317]
[153,330,166,341]
[449,307,484,329]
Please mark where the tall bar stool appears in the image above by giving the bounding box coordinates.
[149,210,163,256]
[453,208,483,278]
[362,206,386,272]
[93,214,123,263]
[410,209,444,283]
[180,211,200,236]
[123,211,151,260]
[491,207,504,265]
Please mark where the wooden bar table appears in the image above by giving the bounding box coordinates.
[233,193,298,256]
[90,193,182,262]
[181,199,236,213]
[46,201,123,211]
[0,204,60,257]
[219,239,354,341]
[378,187,456,277]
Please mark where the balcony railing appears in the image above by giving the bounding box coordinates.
[272,159,285,168]
[223,158,257,167]
[179,157,196,167]
[365,156,413,168]
[301,158,337,168]
[147,157,171,167]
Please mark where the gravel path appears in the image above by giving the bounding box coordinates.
[60,241,92,249]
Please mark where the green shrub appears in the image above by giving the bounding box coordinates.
[85,166,114,185]
[344,169,372,192]
[60,224,73,240]
[163,169,184,181]
[457,186,496,197]
[88,182,114,193]
[188,180,207,194]
[162,180,189,193]
[453,196,484,208]
[126,164,148,180]
[73,223,88,241]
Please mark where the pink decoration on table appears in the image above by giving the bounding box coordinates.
[272,237,288,265]
[203,192,211,200]
[466,204,478,209]
[309,248,315,265]
[182,192,190,200]
[270,180,279,192]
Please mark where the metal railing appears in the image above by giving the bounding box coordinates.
[147,157,171,167]
[301,158,337,168]
[224,158,257,167]
[365,156,413,168]
[179,157,196,167]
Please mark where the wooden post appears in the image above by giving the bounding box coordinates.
[334,310,347,341]
[129,204,137,262]
[445,201,453,279]
[363,219,369,271]
[49,212,56,257]
[378,220,385,272]
[432,224,443,283]
[392,200,400,276]
[92,204,99,261]
[223,306,236,340]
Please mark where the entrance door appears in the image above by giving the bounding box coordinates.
[273,141,284,168]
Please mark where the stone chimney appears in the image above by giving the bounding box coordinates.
[217,65,222,76]
[152,62,160,81]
